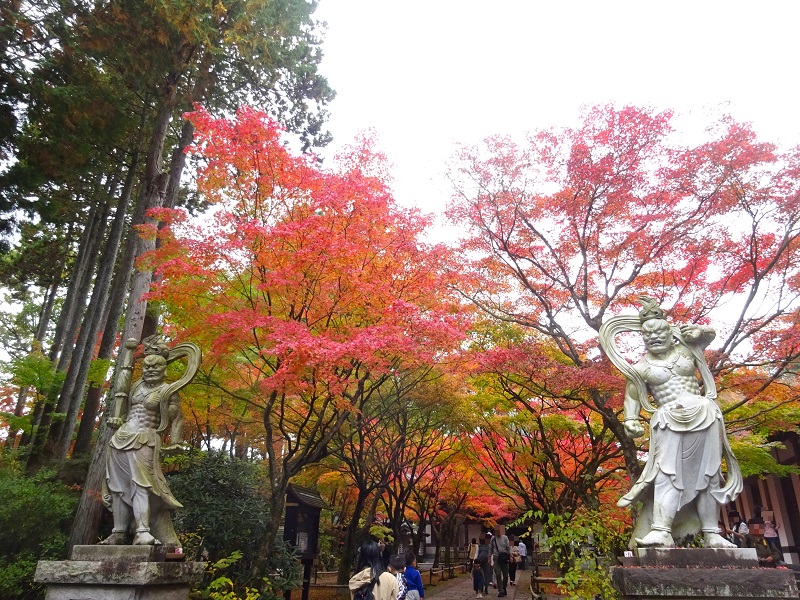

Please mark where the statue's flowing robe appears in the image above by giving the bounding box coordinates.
[103,381,182,511]
[619,392,741,510]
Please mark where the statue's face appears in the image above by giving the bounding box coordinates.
[142,356,167,383]
[641,320,672,354]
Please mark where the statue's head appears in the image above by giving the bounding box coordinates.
[637,296,673,354]
[142,354,167,383]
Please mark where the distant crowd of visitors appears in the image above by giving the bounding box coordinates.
[349,528,531,600]
[350,507,786,600]
[467,526,526,599]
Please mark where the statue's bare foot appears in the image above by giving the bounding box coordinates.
[99,531,128,545]
[704,532,736,548]
[636,530,674,548]
[132,530,162,546]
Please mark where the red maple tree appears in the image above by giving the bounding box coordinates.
[144,106,469,567]
[449,105,800,505]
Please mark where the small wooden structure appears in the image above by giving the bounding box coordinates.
[283,484,327,600]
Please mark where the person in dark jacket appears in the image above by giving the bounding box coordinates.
[472,559,485,599]
[476,536,492,594]
[744,522,783,567]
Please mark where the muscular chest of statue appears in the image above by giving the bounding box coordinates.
[644,349,702,404]
[126,385,164,429]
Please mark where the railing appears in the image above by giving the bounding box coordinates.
[425,563,468,585]
[312,570,339,584]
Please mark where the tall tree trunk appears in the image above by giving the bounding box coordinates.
[35,277,61,347]
[337,493,369,584]
[71,245,133,456]
[431,522,442,568]
[26,202,108,470]
[52,166,134,460]
[47,203,103,364]
[411,513,428,560]
[164,119,194,210]
[119,79,179,347]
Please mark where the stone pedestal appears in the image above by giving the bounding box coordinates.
[35,545,205,600]
[611,548,798,600]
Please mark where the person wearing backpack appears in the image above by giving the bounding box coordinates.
[467,537,479,569]
[390,554,408,600]
[491,526,511,597]
[349,540,399,600]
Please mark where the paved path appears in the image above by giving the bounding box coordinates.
[425,567,531,600]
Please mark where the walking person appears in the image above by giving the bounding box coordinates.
[491,526,511,597]
[476,536,492,595]
[468,537,479,568]
[390,555,408,600]
[517,539,527,570]
[404,552,425,600]
[508,537,521,586]
[486,534,495,588]
[472,559,485,599]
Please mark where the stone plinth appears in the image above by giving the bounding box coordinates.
[35,545,205,600]
[612,565,798,599]
[635,547,758,568]
[612,548,797,600]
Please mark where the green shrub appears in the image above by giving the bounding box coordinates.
[170,451,301,597]
[528,509,629,600]
[0,457,78,599]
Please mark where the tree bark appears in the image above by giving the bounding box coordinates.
[70,253,131,456]
[38,200,111,454]
[52,165,135,460]
[26,202,108,470]
[337,493,370,584]
[47,202,103,365]
[66,416,114,549]
[119,78,179,347]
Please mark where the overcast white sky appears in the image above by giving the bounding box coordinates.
[313,1,800,226]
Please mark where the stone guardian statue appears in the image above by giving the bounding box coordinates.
[99,335,201,546]
[598,297,742,549]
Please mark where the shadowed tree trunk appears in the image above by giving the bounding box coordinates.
[26,201,108,471]
[51,163,135,460]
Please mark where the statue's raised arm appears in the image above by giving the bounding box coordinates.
[598,296,742,549]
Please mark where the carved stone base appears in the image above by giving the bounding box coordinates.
[35,545,205,600]
[611,548,798,600]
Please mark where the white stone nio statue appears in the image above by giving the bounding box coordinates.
[599,297,742,548]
